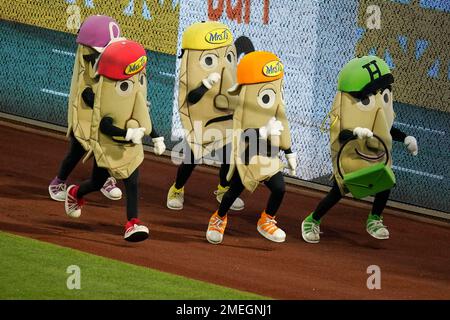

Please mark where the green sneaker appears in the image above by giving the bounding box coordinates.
[301,213,321,244]
[366,213,389,240]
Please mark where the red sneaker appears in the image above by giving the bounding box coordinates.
[124,218,149,242]
[65,185,85,218]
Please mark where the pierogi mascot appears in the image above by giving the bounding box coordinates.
[206,51,297,245]
[167,21,254,212]
[64,40,166,242]
[48,15,122,202]
[301,56,418,244]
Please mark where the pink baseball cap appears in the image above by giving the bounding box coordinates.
[76,15,121,52]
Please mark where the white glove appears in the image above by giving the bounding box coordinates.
[152,137,166,155]
[259,117,284,139]
[125,127,146,144]
[404,136,418,156]
[202,72,221,89]
[285,152,297,175]
[353,127,373,139]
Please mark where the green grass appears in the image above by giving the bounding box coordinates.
[0,232,267,300]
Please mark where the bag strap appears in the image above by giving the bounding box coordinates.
[337,133,390,179]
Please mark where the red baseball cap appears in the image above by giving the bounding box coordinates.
[97,39,147,80]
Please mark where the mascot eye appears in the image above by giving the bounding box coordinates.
[381,88,391,105]
[226,52,235,64]
[139,74,146,86]
[257,89,276,109]
[356,94,375,111]
[200,53,218,70]
[115,80,134,96]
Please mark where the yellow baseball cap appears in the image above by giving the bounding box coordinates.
[182,21,233,50]
[228,51,284,94]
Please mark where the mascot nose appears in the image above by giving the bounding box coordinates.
[367,106,390,149]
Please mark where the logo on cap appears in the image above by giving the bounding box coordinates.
[125,56,147,75]
[205,28,231,45]
[263,60,283,77]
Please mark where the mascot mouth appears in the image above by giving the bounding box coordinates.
[355,148,385,162]
[205,114,233,127]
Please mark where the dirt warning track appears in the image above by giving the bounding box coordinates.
[0,122,449,299]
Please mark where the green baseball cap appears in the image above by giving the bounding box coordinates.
[337,56,394,98]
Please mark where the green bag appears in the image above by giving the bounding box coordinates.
[337,135,396,199]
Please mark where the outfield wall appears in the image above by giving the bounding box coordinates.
[0,0,448,214]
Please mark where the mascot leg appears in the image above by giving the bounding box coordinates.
[301,180,342,244]
[257,172,286,243]
[366,189,390,240]
[123,168,149,242]
[48,132,85,202]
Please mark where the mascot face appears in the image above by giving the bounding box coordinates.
[178,21,238,153]
[332,56,395,174]
[97,40,151,135]
[91,39,151,179]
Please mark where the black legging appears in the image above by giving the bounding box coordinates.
[174,144,231,189]
[312,179,391,221]
[57,132,86,181]
[218,171,285,217]
[77,161,140,221]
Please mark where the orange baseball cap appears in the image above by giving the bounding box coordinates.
[228,51,284,94]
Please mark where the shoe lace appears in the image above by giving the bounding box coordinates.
[214,186,229,196]
[210,216,225,230]
[68,192,85,209]
[103,177,117,190]
[51,183,66,193]
[305,221,320,235]
[368,219,385,231]
[170,189,183,200]
[260,217,279,233]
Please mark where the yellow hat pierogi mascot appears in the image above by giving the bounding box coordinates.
[178,21,239,159]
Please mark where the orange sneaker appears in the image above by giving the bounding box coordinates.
[206,211,227,244]
[257,211,286,243]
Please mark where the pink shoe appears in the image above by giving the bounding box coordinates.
[48,177,67,202]
[100,177,122,200]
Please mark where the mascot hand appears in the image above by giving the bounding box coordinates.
[126,127,146,144]
[285,152,297,175]
[152,137,166,155]
[260,117,284,139]
[404,136,418,156]
[202,72,221,89]
[353,127,373,139]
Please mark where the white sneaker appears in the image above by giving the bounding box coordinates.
[100,177,122,200]
[214,185,245,211]
[167,184,184,210]
[366,214,390,240]
[48,178,67,202]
